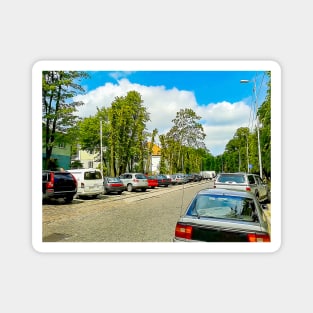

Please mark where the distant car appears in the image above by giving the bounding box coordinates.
[119,173,148,192]
[214,172,270,203]
[145,175,158,189]
[42,170,77,203]
[174,188,270,242]
[103,177,126,195]
[171,174,187,185]
[156,174,171,187]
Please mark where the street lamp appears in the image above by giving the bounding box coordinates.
[100,117,103,175]
[245,134,249,173]
[240,78,263,179]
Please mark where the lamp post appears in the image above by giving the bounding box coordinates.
[100,117,103,175]
[240,78,263,179]
[246,134,249,173]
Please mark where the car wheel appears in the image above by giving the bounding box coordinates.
[118,191,122,195]
[64,195,74,203]
[127,184,133,192]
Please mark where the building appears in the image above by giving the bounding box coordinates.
[42,141,72,170]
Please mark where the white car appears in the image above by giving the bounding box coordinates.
[119,173,148,192]
[67,168,104,198]
[214,172,270,203]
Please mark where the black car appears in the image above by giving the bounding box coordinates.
[156,174,171,187]
[174,188,270,242]
[42,170,77,203]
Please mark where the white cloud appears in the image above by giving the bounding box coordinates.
[75,79,251,156]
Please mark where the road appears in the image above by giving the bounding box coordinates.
[43,180,213,242]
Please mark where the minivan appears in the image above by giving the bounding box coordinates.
[67,168,104,198]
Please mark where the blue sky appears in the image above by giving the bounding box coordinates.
[81,70,268,105]
[75,69,269,156]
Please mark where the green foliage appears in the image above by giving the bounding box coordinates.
[42,71,90,169]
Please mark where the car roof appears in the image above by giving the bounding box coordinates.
[197,188,255,199]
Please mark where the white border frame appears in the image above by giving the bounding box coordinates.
[33,60,281,253]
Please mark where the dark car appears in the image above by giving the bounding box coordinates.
[156,174,171,187]
[42,170,77,203]
[103,177,126,195]
[174,188,270,242]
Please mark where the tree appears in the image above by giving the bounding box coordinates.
[42,71,89,169]
[166,108,206,172]
[108,91,150,175]
[258,71,271,179]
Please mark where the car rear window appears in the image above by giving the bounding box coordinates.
[107,177,121,182]
[84,171,102,180]
[186,195,258,222]
[217,174,245,183]
[135,174,146,179]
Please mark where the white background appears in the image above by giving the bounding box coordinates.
[1,1,309,312]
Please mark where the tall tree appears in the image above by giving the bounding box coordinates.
[167,108,206,172]
[108,91,150,175]
[42,71,89,169]
[258,71,271,179]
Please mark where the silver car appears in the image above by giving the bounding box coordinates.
[174,188,270,242]
[119,173,148,192]
[214,172,270,203]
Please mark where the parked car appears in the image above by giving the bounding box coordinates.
[156,174,171,187]
[214,172,270,203]
[171,174,188,185]
[103,176,126,195]
[42,170,77,203]
[145,175,158,189]
[174,188,270,242]
[119,173,148,192]
[67,168,103,198]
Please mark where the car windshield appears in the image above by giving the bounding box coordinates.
[186,194,258,222]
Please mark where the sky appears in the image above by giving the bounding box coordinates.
[74,70,269,156]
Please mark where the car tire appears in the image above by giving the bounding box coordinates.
[64,195,74,203]
[127,184,133,192]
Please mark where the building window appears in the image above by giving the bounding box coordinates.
[88,161,93,168]
[58,142,65,149]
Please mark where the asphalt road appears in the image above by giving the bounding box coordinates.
[43,180,212,242]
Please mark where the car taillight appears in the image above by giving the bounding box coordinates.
[247,233,270,242]
[175,223,193,240]
[246,186,251,191]
[46,172,54,189]
[81,182,85,188]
